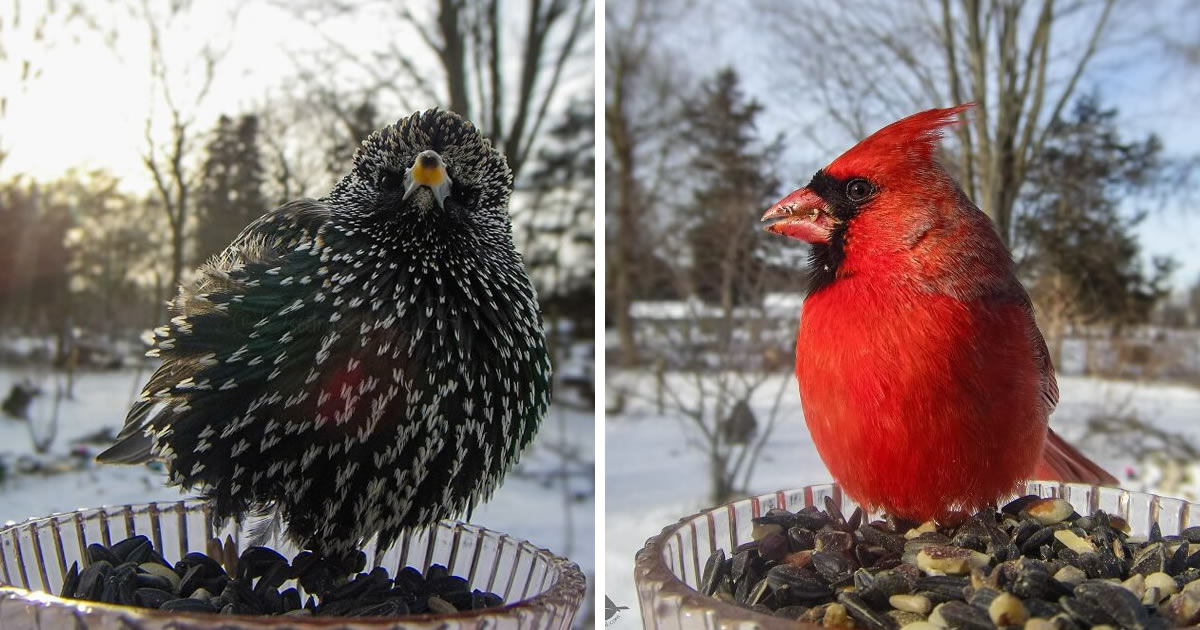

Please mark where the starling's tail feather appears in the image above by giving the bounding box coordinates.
[95,400,161,464]
[1034,428,1118,486]
[94,434,153,464]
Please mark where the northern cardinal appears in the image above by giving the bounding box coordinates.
[761,104,1115,521]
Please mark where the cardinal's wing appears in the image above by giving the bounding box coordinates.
[1028,309,1060,414]
[1013,288,1117,485]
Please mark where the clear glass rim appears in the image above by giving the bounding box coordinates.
[632,480,1193,630]
[0,499,588,626]
[635,486,838,630]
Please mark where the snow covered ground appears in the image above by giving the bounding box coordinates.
[0,367,594,605]
[603,370,1200,629]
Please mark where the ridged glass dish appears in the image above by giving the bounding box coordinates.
[634,481,1200,630]
[0,499,586,629]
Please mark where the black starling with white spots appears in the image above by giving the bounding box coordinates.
[98,109,551,562]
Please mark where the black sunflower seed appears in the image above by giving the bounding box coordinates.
[967,586,1000,610]
[86,544,119,567]
[823,497,846,527]
[1074,580,1149,630]
[160,597,219,613]
[788,526,816,551]
[1011,519,1041,546]
[759,532,790,562]
[861,524,906,554]
[838,591,897,630]
[442,590,477,611]
[253,562,293,597]
[109,563,138,606]
[1020,525,1059,556]
[1168,540,1191,575]
[55,537,507,619]
[134,587,175,609]
[1060,595,1115,628]
[774,604,809,619]
[765,564,831,602]
[430,574,470,596]
[133,570,173,592]
[755,510,799,530]
[350,598,410,617]
[936,600,996,630]
[815,528,854,553]
[1024,598,1062,618]
[59,562,80,599]
[730,549,760,582]
[176,552,226,580]
[76,560,111,601]
[1131,542,1169,575]
[916,575,969,602]
[701,550,727,596]
[812,551,854,584]
[1002,495,1041,516]
[111,536,154,565]
[236,546,288,580]
[794,510,830,531]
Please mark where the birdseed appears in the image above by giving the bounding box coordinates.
[700,496,1200,628]
[58,535,506,617]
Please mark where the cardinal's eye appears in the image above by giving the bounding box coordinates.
[845,178,874,202]
[379,171,405,192]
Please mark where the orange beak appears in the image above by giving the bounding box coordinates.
[761,188,838,244]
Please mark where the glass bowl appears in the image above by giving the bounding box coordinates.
[0,499,586,629]
[634,480,1200,630]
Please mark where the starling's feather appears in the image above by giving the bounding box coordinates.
[98,110,551,558]
[94,400,159,463]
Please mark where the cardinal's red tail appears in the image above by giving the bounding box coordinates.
[1034,428,1118,486]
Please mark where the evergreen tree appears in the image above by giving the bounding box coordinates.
[325,100,381,183]
[1014,96,1176,359]
[194,114,266,264]
[62,170,160,334]
[679,68,784,311]
[0,178,72,348]
[524,97,595,331]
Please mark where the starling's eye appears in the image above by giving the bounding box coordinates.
[845,178,874,202]
[379,171,405,192]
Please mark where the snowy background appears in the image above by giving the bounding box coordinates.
[602,367,1200,629]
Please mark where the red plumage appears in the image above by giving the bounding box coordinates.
[762,105,1116,521]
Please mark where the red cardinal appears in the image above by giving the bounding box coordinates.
[761,104,1116,521]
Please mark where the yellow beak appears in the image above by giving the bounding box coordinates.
[403,150,452,208]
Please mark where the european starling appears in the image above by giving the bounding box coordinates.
[98,109,551,561]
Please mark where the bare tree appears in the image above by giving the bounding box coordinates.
[288,0,591,182]
[621,296,795,504]
[605,0,694,366]
[757,0,1127,246]
[133,0,235,296]
[608,65,800,504]
[246,82,376,207]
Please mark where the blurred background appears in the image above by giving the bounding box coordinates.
[604,0,1200,624]
[0,0,595,621]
